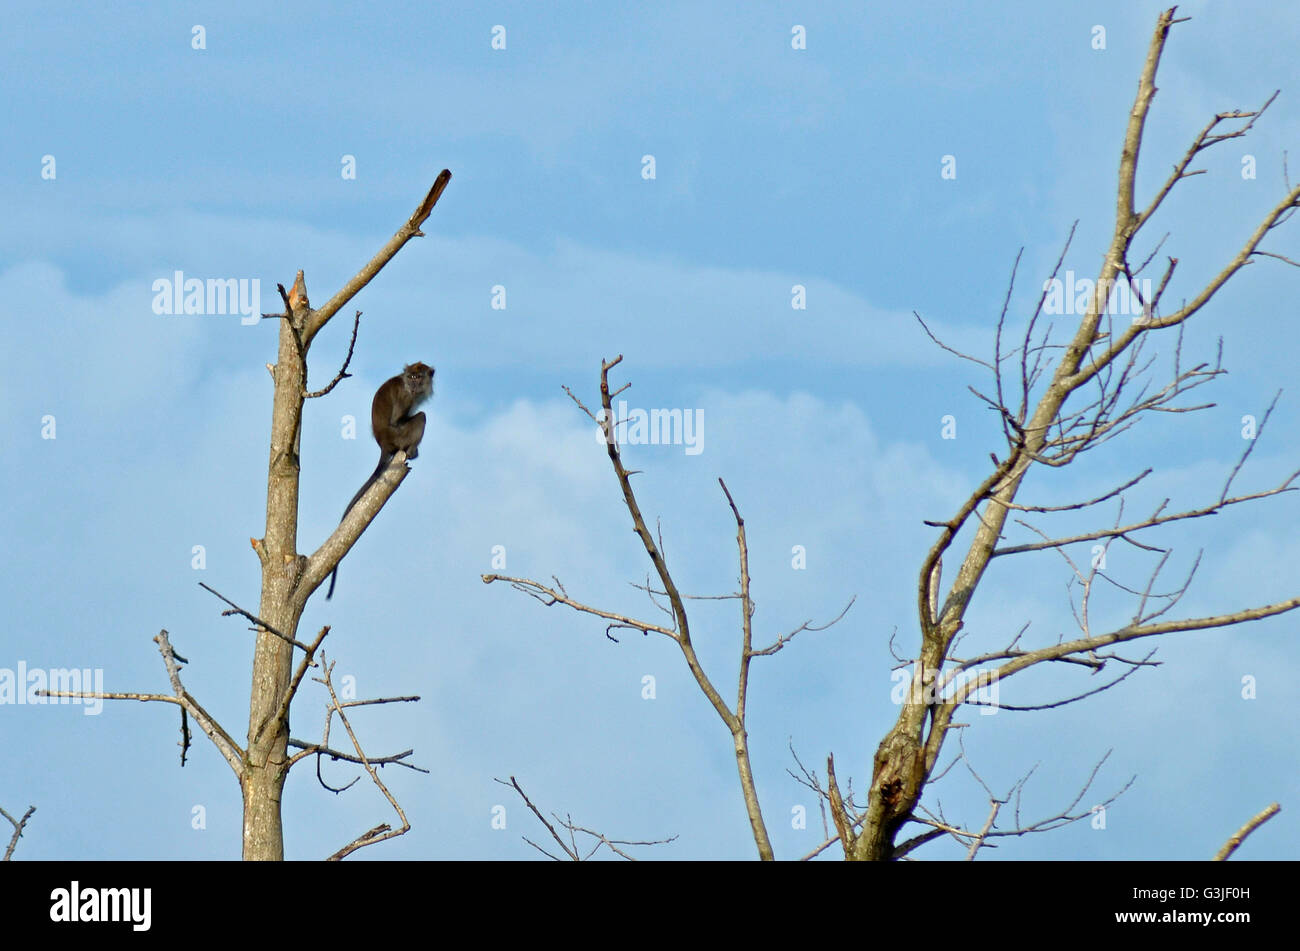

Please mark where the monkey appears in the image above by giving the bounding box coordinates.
[326,362,435,599]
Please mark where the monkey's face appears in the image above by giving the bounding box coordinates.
[402,362,435,400]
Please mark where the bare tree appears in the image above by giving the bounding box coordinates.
[485,356,853,861]
[39,171,453,861]
[833,6,1300,861]
[487,8,1298,861]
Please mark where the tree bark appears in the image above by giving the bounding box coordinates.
[242,276,311,861]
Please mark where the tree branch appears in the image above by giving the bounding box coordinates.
[1213,802,1280,860]
[1,806,35,861]
[304,170,452,345]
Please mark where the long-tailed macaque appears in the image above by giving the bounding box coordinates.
[326,362,435,599]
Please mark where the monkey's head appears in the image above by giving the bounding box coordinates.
[402,362,435,403]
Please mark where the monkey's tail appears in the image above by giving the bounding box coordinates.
[326,453,393,600]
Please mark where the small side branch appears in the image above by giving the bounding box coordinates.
[481,573,678,640]
[496,777,677,860]
[1213,802,1280,860]
[751,596,855,657]
[992,469,1298,558]
[911,747,1134,858]
[1,806,35,861]
[304,310,362,398]
[198,582,304,649]
[320,655,413,860]
[944,596,1300,708]
[998,468,1152,514]
[36,630,244,778]
[288,685,423,772]
[913,312,995,371]
[826,755,857,857]
[253,625,332,745]
[287,741,426,773]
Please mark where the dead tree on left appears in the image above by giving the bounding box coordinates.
[41,171,452,861]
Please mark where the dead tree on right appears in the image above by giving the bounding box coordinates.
[832,7,1300,860]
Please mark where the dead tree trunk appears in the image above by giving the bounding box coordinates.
[241,174,451,860]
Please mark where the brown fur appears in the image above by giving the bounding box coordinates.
[326,362,434,599]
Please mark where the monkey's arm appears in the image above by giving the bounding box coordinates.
[305,450,414,600]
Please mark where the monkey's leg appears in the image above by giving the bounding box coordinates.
[393,412,427,458]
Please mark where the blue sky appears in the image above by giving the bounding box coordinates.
[1,1,1298,860]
